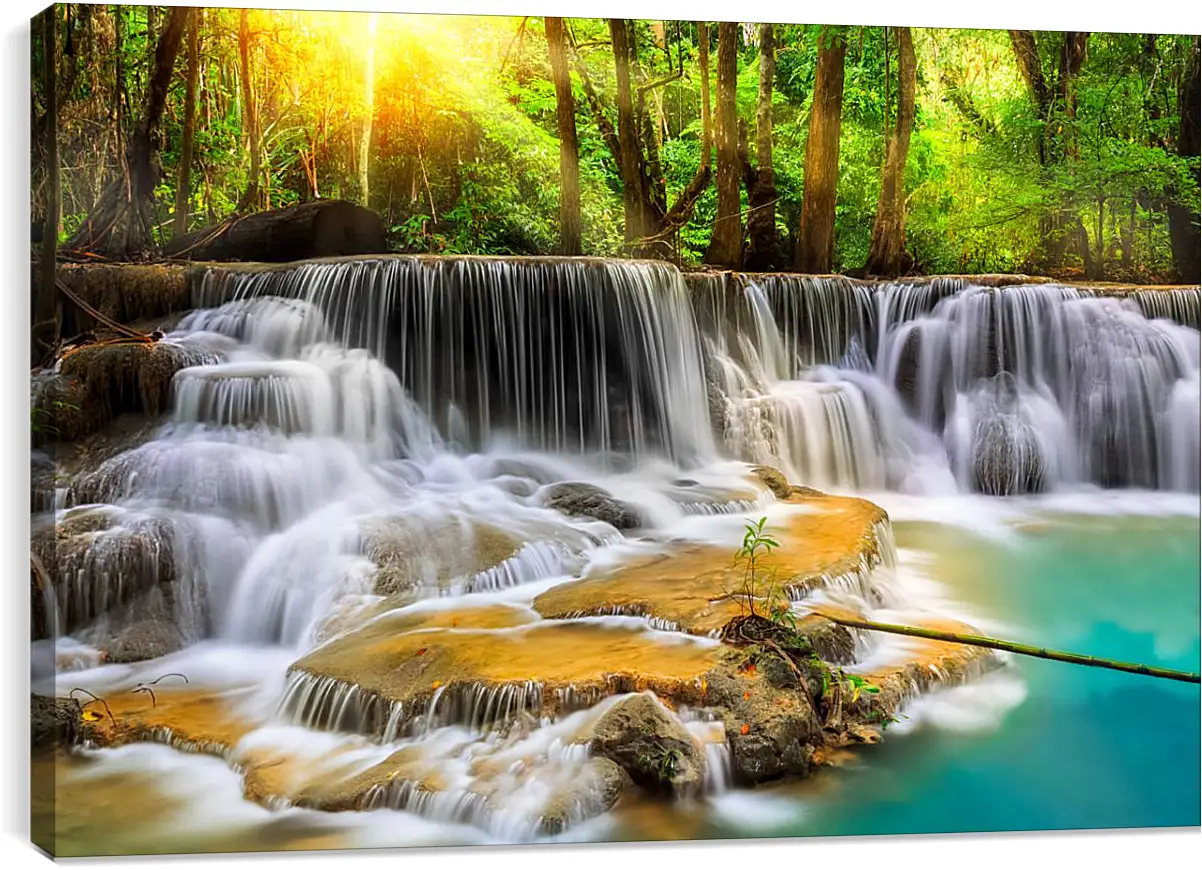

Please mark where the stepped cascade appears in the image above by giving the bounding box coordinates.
[33,255,1201,846]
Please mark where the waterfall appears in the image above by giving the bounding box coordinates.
[54,263,1201,650]
[699,274,1200,494]
[194,257,716,465]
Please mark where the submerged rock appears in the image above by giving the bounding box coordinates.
[360,518,521,596]
[588,693,703,797]
[541,482,643,530]
[539,757,632,836]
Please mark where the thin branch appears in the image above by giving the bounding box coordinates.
[817,613,1201,684]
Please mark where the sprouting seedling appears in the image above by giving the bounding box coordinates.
[131,673,189,708]
[68,687,115,725]
[732,516,781,618]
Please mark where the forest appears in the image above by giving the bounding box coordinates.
[29,6,1202,285]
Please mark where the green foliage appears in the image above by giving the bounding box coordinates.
[33,11,1198,278]
[732,517,784,619]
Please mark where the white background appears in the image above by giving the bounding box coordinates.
[2,1,1199,867]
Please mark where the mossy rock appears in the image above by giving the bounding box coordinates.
[750,465,792,499]
[588,693,703,797]
[31,694,82,749]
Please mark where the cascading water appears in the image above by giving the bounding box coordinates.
[703,274,1201,494]
[195,257,716,464]
[38,255,1201,851]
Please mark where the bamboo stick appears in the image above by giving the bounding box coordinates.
[820,614,1201,684]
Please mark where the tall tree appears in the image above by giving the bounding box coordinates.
[172,8,201,240]
[744,23,780,271]
[704,22,742,268]
[34,6,60,359]
[1168,37,1201,283]
[545,17,582,255]
[236,8,264,212]
[1008,30,1092,271]
[697,21,712,172]
[795,25,847,273]
[359,13,378,207]
[66,4,187,255]
[609,19,651,242]
[864,26,917,276]
[577,21,711,257]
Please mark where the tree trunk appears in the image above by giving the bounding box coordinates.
[609,19,651,244]
[65,5,187,256]
[698,21,712,170]
[704,22,742,268]
[795,26,847,273]
[146,6,158,75]
[546,17,582,255]
[1168,36,1201,283]
[745,23,780,271]
[237,8,263,212]
[651,22,713,245]
[172,8,201,240]
[864,27,917,277]
[34,6,60,360]
[359,14,378,207]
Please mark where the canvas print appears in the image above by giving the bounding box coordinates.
[28,3,1201,857]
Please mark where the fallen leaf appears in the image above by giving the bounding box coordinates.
[432,680,442,689]
[740,723,750,735]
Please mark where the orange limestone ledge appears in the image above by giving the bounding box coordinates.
[534,487,890,637]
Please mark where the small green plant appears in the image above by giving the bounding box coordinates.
[727,517,894,735]
[31,398,78,437]
[732,517,782,619]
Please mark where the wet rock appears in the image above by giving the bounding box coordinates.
[30,451,58,514]
[541,482,643,530]
[361,518,521,596]
[588,693,703,797]
[971,413,1047,496]
[101,616,186,665]
[702,659,821,786]
[33,340,218,447]
[963,373,1048,496]
[760,654,802,689]
[539,757,632,836]
[31,694,82,749]
[30,507,177,637]
[750,465,792,499]
[534,494,888,638]
[79,585,189,665]
[790,484,827,498]
[288,617,719,739]
[796,617,857,666]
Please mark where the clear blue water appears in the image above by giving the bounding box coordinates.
[692,507,1202,838]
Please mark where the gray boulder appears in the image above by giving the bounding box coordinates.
[542,482,643,530]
